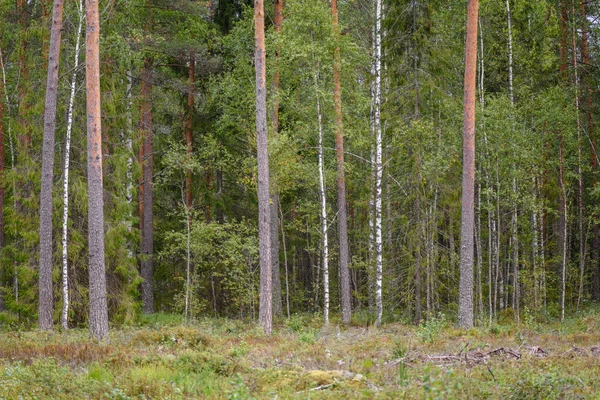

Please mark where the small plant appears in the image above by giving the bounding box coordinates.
[285,314,304,333]
[227,374,253,400]
[417,312,447,343]
[391,340,408,359]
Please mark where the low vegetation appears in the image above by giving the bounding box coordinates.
[0,309,599,399]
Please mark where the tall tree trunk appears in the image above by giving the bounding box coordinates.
[559,136,567,322]
[38,0,66,331]
[315,71,329,325]
[270,0,284,317]
[458,0,479,329]
[332,0,351,325]
[86,0,109,342]
[373,0,383,327]
[60,0,83,330]
[0,50,4,313]
[140,57,154,314]
[186,54,194,213]
[254,0,272,335]
[571,11,585,309]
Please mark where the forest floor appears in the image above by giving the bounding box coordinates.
[0,310,599,399]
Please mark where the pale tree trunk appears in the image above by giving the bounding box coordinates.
[280,205,290,318]
[476,183,483,320]
[559,136,567,322]
[60,0,83,330]
[269,0,284,318]
[140,57,154,314]
[332,0,351,324]
[506,0,514,104]
[38,0,65,331]
[125,67,133,251]
[0,50,4,313]
[571,11,585,309]
[184,54,194,323]
[0,49,17,312]
[86,0,109,342]
[373,0,383,327]
[254,0,272,335]
[532,177,539,309]
[314,71,329,325]
[458,0,479,329]
[512,178,519,323]
[581,0,598,301]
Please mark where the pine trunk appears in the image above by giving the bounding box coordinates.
[458,0,479,329]
[86,0,109,342]
[332,0,351,325]
[140,57,154,314]
[38,0,66,331]
[254,0,272,335]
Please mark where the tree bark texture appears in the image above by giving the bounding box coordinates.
[270,0,284,317]
[255,0,272,335]
[186,54,194,211]
[458,0,478,329]
[86,0,109,342]
[61,0,84,330]
[140,57,154,314]
[373,0,383,328]
[38,0,65,331]
[332,0,351,325]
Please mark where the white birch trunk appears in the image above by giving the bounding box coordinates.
[373,0,383,327]
[0,48,18,308]
[532,176,539,309]
[506,0,514,104]
[60,0,84,330]
[314,71,329,325]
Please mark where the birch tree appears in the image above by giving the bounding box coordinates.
[60,0,84,330]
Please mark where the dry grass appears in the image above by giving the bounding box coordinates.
[0,311,599,398]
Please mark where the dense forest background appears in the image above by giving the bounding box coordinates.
[0,0,598,330]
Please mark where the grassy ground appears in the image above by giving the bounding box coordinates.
[0,310,599,399]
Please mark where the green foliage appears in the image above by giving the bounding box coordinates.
[417,313,447,343]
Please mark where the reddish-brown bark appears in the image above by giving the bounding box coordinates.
[458,0,479,329]
[86,0,109,341]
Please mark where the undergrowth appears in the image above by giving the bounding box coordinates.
[0,309,598,398]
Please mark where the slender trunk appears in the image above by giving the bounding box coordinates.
[315,71,329,325]
[415,193,422,323]
[86,0,109,342]
[476,183,483,320]
[458,0,479,329]
[0,50,17,312]
[580,0,598,300]
[186,54,194,212]
[184,203,191,323]
[506,0,514,104]
[0,51,4,313]
[126,68,133,246]
[512,178,519,323]
[571,10,585,309]
[270,0,284,318]
[254,0,272,335]
[38,0,66,331]
[532,177,539,309]
[373,0,383,328]
[140,57,154,314]
[60,0,83,330]
[332,0,351,324]
[280,205,290,318]
[559,135,567,322]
